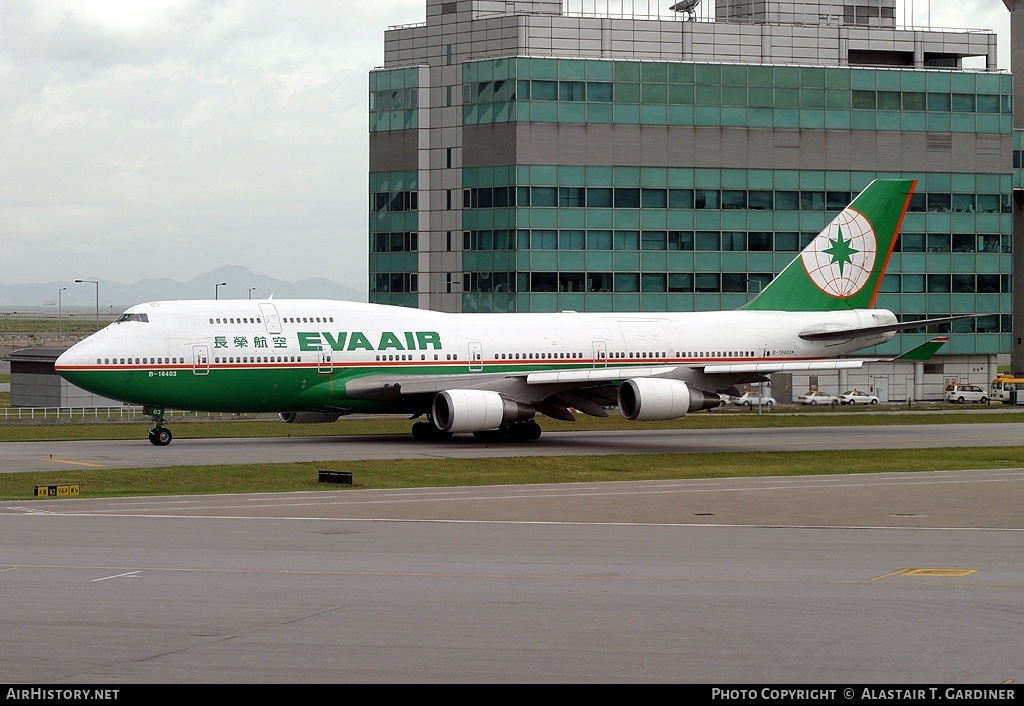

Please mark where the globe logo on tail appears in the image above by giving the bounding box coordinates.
[801,209,877,298]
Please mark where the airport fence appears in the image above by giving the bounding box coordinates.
[0,406,269,421]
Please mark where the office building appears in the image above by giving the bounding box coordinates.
[369,0,1017,400]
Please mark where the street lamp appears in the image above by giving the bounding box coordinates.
[75,279,99,329]
[215,282,227,300]
[57,287,66,333]
[248,287,256,300]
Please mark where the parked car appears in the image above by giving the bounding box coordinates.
[733,391,776,409]
[943,384,989,404]
[838,389,879,405]
[796,390,839,406]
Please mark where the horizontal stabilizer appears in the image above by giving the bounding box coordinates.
[889,336,949,361]
[798,314,985,341]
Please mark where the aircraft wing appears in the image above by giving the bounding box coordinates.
[340,334,949,420]
[701,360,862,374]
[344,365,679,399]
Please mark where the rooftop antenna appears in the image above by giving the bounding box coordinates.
[669,0,700,20]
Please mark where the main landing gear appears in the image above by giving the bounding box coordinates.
[411,420,453,441]
[145,407,173,446]
[410,418,543,443]
[472,420,542,443]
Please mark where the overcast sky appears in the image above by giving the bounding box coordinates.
[0,1,1012,299]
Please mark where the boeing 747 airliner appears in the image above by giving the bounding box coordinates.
[55,179,969,445]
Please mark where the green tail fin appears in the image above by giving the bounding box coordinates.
[742,178,916,312]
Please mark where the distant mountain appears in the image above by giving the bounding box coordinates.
[0,266,367,312]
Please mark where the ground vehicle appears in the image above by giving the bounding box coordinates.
[733,391,776,409]
[796,390,839,406]
[991,374,1024,404]
[838,389,879,405]
[943,384,989,404]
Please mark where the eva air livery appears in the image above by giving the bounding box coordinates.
[55,179,967,445]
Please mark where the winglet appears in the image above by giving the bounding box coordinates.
[890,336,949,362]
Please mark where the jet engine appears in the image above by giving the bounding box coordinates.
[278,412,343,424]
[432,389,535,433]
[617,378,721,421]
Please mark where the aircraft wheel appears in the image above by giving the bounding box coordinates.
[473,428,507,442]
[412,421,453,441]
[526,420,542,440]
[149,427,172,446]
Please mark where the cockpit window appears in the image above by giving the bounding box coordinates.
[115,313,150,323]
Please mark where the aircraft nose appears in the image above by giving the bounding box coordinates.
[55,341,87,372]
[54,347,74,371]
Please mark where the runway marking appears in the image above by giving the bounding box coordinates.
[903,568,978,577]
[871,568,979,581]
[3,563,1021,595]
[0,566,17,574]
[93,571,141,582]
[44,458,104,468]
[6,511,1024,533]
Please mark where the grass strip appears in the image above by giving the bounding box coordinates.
[4,446,1024,500]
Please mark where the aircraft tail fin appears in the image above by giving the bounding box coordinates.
[742,178,917,312]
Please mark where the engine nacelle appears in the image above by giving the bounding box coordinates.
[278,412,342,424]
[432,389,535,434]
[618,378,721,421]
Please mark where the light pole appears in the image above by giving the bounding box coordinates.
[248,287,256,300]
[75,279,99,329]
[215,282,227,300]
[57,287,66,333]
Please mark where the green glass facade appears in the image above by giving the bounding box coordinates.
[463,58,1012,135]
